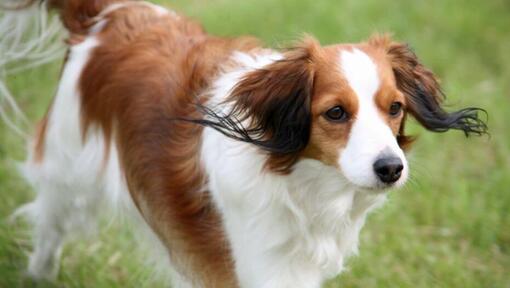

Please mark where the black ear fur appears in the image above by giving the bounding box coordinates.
[388,42,488,136]
[187,44,316,172]
[407,84,488,136]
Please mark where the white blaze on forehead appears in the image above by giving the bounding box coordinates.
[340,48,380,103]
[338,48,408,188]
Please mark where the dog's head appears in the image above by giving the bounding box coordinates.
[201,35,487,191]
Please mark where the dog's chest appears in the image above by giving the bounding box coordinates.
[202,130,386,283]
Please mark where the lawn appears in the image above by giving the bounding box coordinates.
[1,0,509,287]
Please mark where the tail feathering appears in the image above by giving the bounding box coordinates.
[0,0,65,138]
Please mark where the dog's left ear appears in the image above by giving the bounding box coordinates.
[197,38,318,173]
[370,36,487,139]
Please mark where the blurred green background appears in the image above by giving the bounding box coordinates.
[1,0,509,287]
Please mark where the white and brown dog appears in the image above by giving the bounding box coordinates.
[1,0,486,287]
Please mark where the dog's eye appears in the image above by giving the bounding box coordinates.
[389,102,403,117]
[324,106,348,122]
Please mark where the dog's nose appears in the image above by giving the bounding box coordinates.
[373,157,403,184]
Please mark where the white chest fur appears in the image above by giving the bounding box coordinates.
[202,129,386,288]
[201,52,387,288]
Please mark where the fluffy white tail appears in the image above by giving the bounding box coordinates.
[0,0,65,137]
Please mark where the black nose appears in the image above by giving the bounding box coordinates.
[373,157,403,184]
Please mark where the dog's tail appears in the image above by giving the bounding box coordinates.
[0,0,128,137]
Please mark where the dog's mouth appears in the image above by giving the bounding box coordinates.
[344,175,408,194]
[361,182,401,193]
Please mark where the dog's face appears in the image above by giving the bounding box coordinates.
[203,35,486,191]
[305,43,409,190]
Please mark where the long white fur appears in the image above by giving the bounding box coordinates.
[0,0,65,137]
[18,31,102,278]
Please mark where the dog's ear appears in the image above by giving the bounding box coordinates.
[370,35,487,142]
[197,38,318,173]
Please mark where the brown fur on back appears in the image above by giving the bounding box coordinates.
[34,2,260,286]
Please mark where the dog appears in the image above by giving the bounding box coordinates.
[1,0,487,287]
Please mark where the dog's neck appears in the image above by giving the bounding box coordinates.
[202,129,387,285]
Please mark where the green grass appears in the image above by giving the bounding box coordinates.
[1,0,509,287]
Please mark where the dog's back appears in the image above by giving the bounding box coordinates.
[7,1,257,286]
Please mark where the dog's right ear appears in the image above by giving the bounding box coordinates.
[196,38,319,173]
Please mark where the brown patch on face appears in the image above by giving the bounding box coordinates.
[302,46,359,167]
[373,83,411,150]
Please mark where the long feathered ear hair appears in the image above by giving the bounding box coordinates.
[369,35,488,148]
[190,38,319,173]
